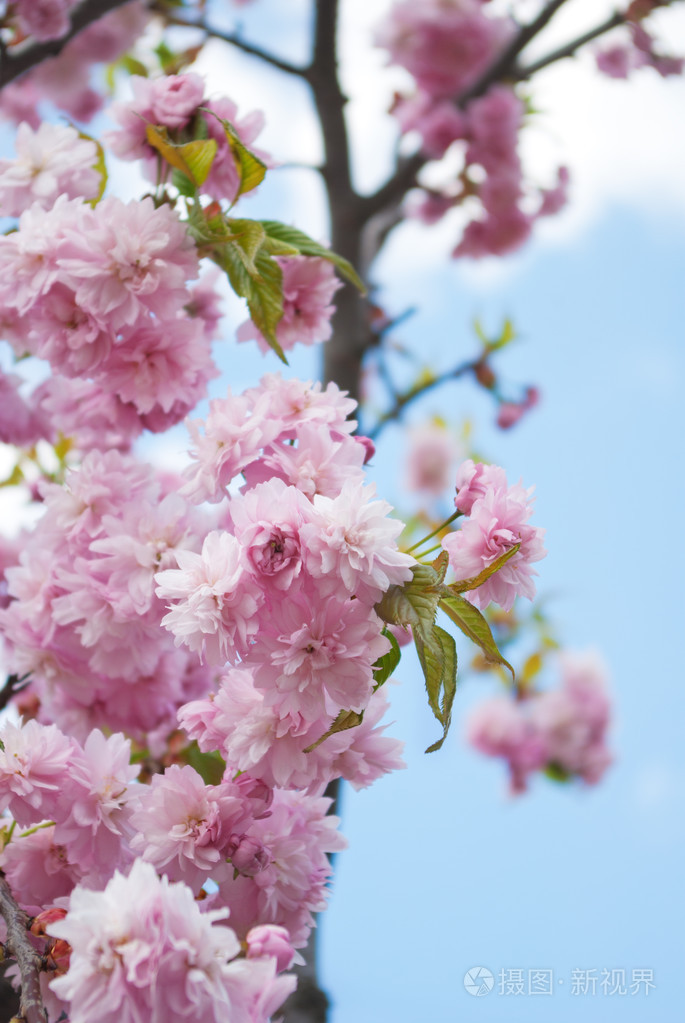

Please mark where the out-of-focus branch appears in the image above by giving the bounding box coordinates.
[0,674,30,714]
[515,11,625,79]
[0,0,129,89]
[150,7,308,77]
[368,356,483,441]
[0,877,47,1023]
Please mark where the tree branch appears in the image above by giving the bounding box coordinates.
[150,9,308,78]
[0,0,130,89]
[515,12,625,79]
[368,356,481,441]
[0,877,47,1023]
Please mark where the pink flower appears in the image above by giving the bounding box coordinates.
[406,424,460,496]
[0,122,100,216]
[106,73,205,165]
[246,587,389,720]
[376,0,513,99]
[57,197,198,330]
[0,719,77,826]
[48,859,294,1023]
[443,476,546,610]
[467,696,547,793]
[1,823,82,910]
[237,255,341,354]
[301,478,415,602]
[156,530,262,665]
[129,764,254,889]
[454,459,508,515]
[13,0,74,42]
[246,925,295,972]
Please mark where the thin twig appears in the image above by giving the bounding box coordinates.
[152,10,308,78]
[0,876,47,1023]
[515,12,625,79]
[368,356,481,440]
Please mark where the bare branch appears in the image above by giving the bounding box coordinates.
[515,12,625,79]
[0,877,47,1023]
[150,9,308,78]
[0,0,130,89]
[0,674,31,714]
[368,356,481,441]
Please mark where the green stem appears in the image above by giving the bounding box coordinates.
[405,508,462,554]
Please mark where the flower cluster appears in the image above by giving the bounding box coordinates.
[106,72,271,204]
[377,0,569,256]
[442,459,546,610]
[467,651,613,793]
[0,451,212,743]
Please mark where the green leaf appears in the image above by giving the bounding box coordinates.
[145,126,217,188]
[225,218,267,276]
[172,168,196,197]
[212,241,287,362]
[303,709,365,753]
[375,552,447,644]
[203,113,267,200]
[449,542,521,594]
[373,628,401,691]
[259,220,366,293]
[413,623,457,753]
[439,592,515,679]
[180,138,218,187]
[544,762,572,783]
[185,743,226,786]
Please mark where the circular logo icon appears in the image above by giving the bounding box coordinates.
[463,967,494,997]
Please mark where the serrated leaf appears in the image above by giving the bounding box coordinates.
[413,624,457,753]
[203,113,267,200]
[145,126,217,188]
[439,592,515,679]
[180,138,218,187]
[375,556,446,644]
[373,629,401,691]
[259,220,366,293]
[449,542,521,594]
[212,242,287,362]
[225,218,267,276]
[303,709,364,753]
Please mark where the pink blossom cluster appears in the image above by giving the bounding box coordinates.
[157,374,412,789]
[47,860,296,1023]
[442,459,546,610]
[0,122,101,215]
[377,2,570,256]
[106,72,271,203]
[0,3,150,126]
[0,194,218,438]
[5,0,81,45]
[376,0,514,101]
[0,451,213,743]
[0,717,347,934]
[596,20,684,79]
[0,719,139,896]
[467,651,613,792]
